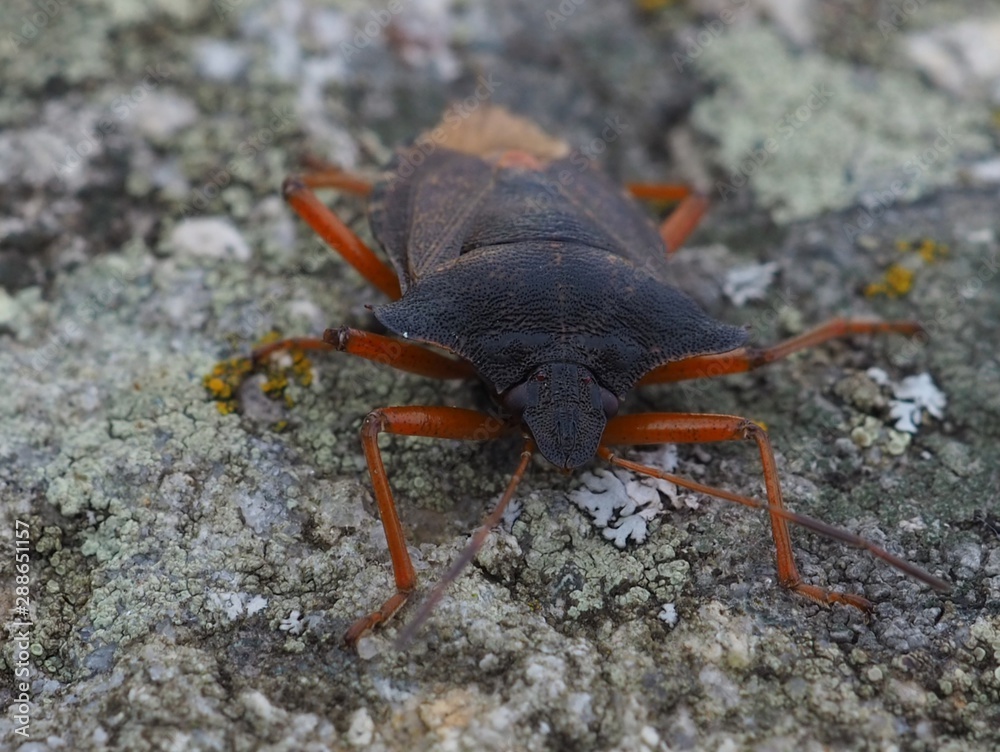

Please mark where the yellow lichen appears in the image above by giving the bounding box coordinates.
[203,331,316,416]
[866,260,912,297]
[868,237,947,298]
[204,376,231,400]
[257,330,283,346]
[884,264,914,295]
[262,373,289,396]
[865,263,913,298]
[202,356,254,414]
[896,237,949,263]
[291,349,314,387]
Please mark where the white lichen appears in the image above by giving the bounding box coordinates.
[570,446,687,549]
[571,469,629,529]
[279,610,306,635]
[888,372,947,433]
[207,591,268,621]
[602,515,651,548]
[722,261,780,306]
[898,516,928,533]
[500,498,523,533]
[658,603,679,628]
[865,368,946,434]
[865,366,890,386]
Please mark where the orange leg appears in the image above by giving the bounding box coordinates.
[345,406,514,645]
[627,182,693,202]
[298,158,374,196]
[282,175,401,300]
[627,182,709,255]
[599,412,946,611]
[251,327,476,380]
[639,318,924,385]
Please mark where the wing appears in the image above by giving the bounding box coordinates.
[368,148,496,293]
[545,157,671,278]
[368,105,574,293]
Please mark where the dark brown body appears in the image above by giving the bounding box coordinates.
[368,114,745,468]
[239,105,947,646]
[370,147,747,394]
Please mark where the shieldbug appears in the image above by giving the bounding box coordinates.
[231,105,948,646]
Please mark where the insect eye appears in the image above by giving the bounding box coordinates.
[534,373,548,382]
[502,382,530,416]
[600,388,620,419]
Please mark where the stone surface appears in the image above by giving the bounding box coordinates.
[1,1,998,750]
